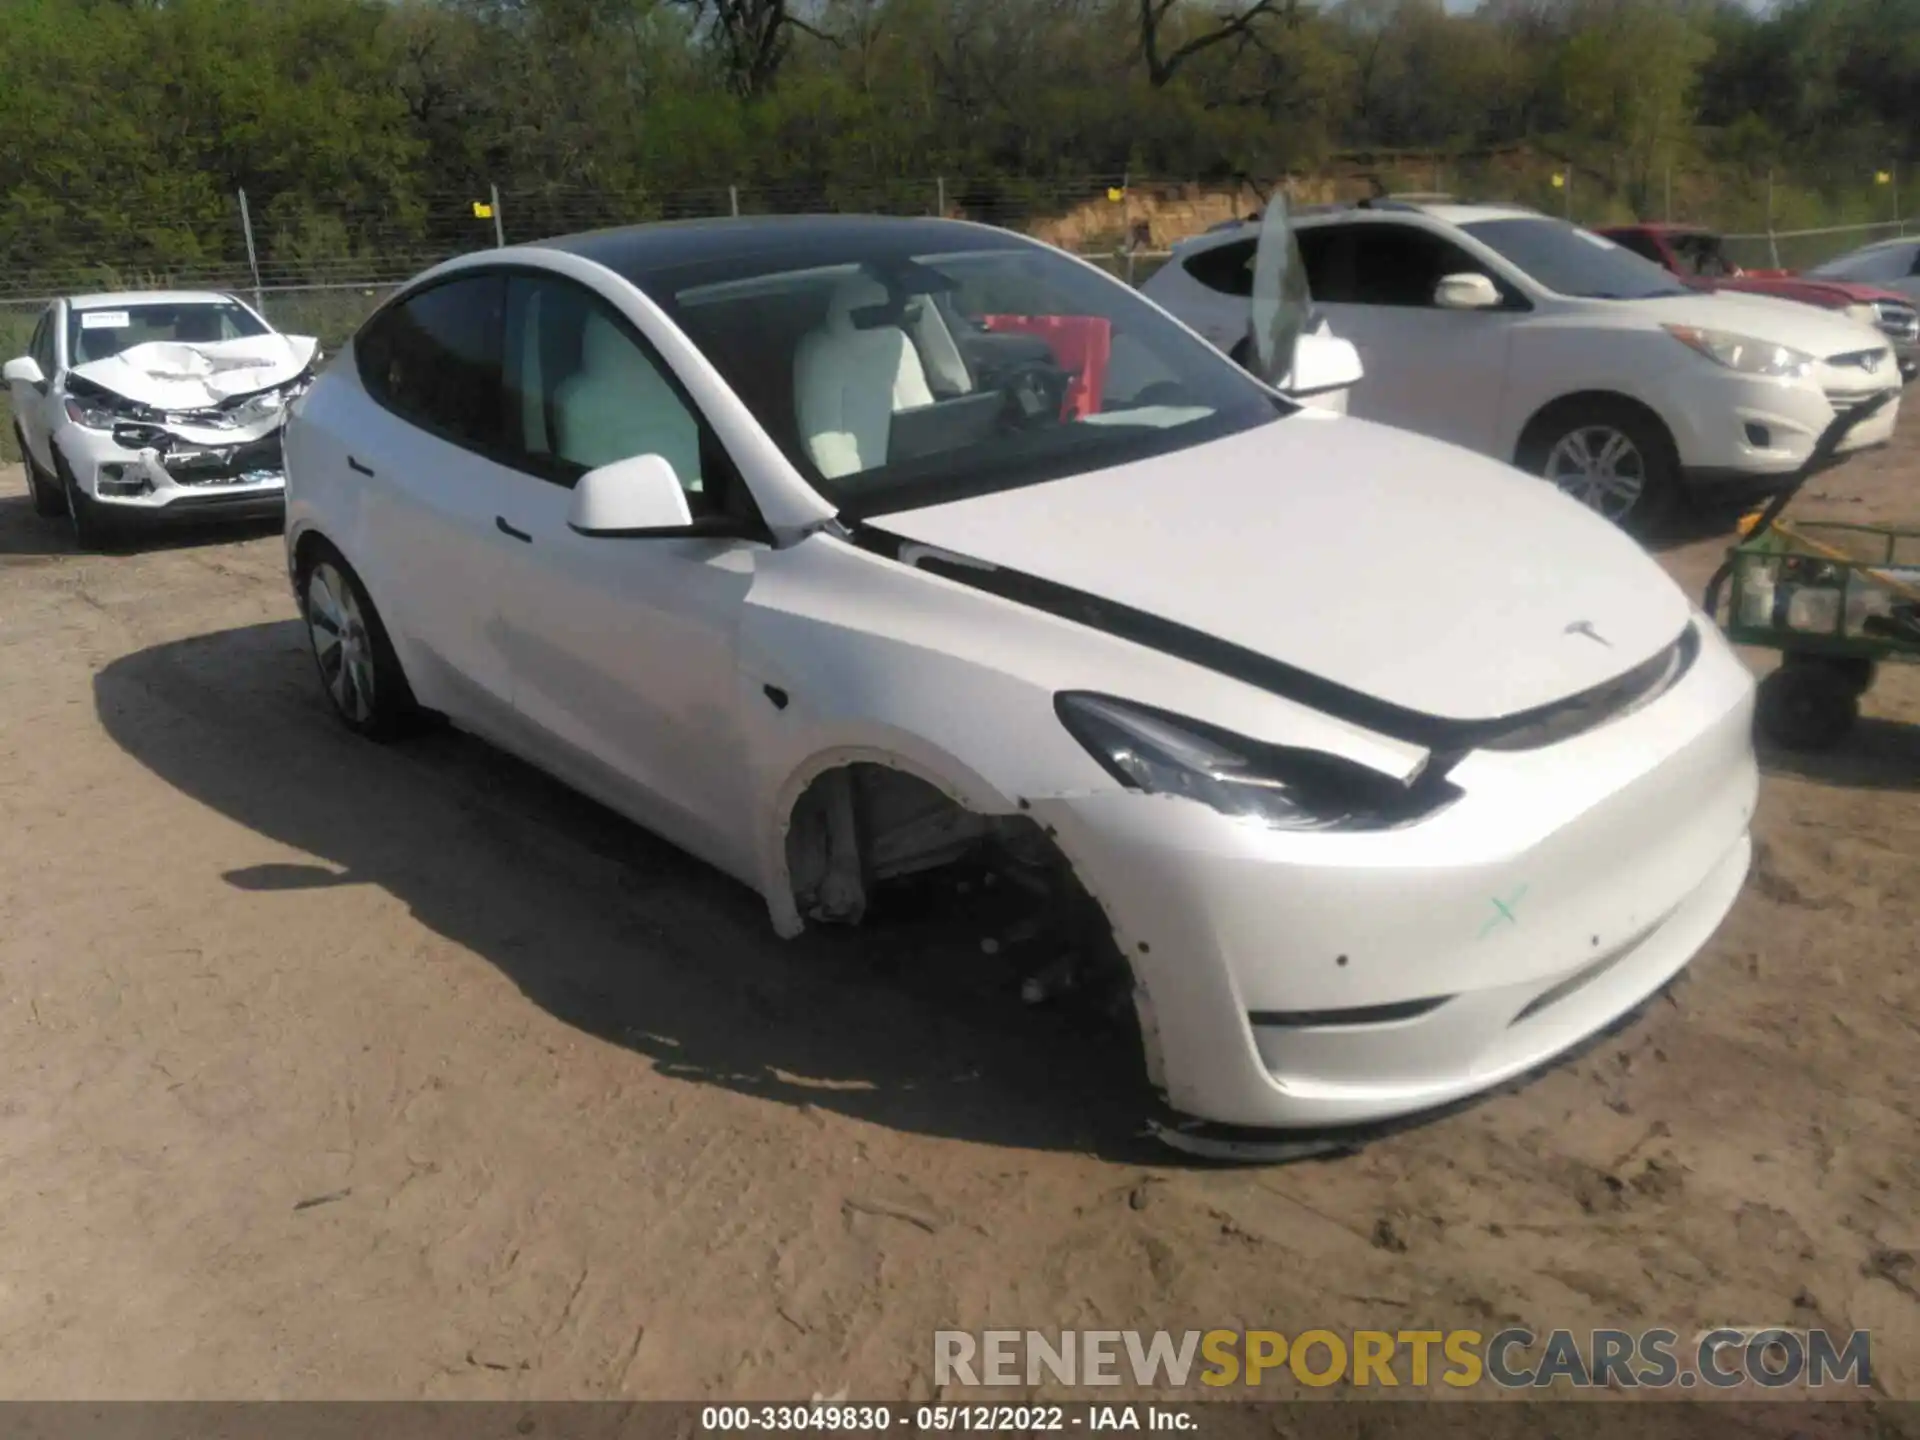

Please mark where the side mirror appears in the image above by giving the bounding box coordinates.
[1282,333,1364,400]
[3,356,45,387]
[567,453,694,537]
[1434,273,1502,311]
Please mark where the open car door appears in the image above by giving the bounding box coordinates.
[1250,191,1311,392]
[1249,192,1363,411]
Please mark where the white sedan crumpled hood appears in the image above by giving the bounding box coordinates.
[874,415,1695,723]
[71,333,320,409]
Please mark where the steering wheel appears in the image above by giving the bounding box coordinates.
[998,358,1071,427]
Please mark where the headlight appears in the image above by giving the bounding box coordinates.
[1664,324,1815,379]
[1054,692,1461,832]
[63,395,119,429]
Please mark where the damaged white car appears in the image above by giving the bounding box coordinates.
[283,206,1760,1147]
[5,292,317,547]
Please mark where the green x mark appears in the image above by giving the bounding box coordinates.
[1478,883,1530,939]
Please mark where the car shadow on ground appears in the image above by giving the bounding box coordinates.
[95,620,1669,1166]
[95,619,1183,1161]
[0,490,282,558]
[1759,718,1920,792]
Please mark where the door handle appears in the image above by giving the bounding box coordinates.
[346,455,375,477]
[495,516,532,543]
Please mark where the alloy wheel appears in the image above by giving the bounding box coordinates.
[307,561,376,724]
[1543,424,1647,522]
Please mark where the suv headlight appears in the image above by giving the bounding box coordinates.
[1054,692,1460,832]
[63,394,120,429]
[1665,324,1815,379]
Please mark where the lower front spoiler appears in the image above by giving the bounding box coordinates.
[97,489,287,526]
[1142,833,1750,1160]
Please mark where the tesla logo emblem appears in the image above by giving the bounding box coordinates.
[1565,620,1612,648]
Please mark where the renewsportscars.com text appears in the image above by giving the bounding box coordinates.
[933,1327,1873,1391]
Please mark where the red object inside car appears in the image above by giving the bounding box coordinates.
[980,314,1112,418]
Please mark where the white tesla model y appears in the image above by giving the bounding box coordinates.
[281,210,1759,1144]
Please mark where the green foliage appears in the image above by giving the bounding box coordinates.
[0,0,1913,306]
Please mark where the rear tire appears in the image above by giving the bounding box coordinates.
[296,540,419,740]
[1518,398,1679,534]
[15,427,64,518]
[1757,658,1859,751]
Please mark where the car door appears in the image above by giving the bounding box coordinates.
[346,272,527,738]
[10,305,61,471]
[1171,236,1258,353]
[487,269,766,877]
[1297,220,1516,454]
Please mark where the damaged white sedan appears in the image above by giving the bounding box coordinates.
[282,209,1760,1145]
[5,291,317,547]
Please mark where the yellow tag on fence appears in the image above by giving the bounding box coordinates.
[1107,187,1125,202]
[472,201,495,219]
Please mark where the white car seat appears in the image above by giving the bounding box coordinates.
[552,307,702,490]
[793,274,934,479]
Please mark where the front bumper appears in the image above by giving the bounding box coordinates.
[1032,619,1759,1130]
[57,423,287,520]
[1665,368,1901,483]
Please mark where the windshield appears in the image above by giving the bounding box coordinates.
[1669,232,1734,278]
[67,300,268,366]
[658,243,1286,518]
[1462,219,1692,300]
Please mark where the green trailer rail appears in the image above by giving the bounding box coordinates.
[1703,390,1917,751]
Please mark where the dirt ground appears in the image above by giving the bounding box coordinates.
[0,420,1916,1405]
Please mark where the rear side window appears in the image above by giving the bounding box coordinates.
[356,275,506,450]
[1181,238,1256,297]
[1608,231,1667,266]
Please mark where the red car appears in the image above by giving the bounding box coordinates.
[1598,223,1918,381]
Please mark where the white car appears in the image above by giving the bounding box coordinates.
[1142,221,1365,413]
[1159,201,1902,528]
[1805,236,1920,305]
[4,291,318,547]
[282,211,1759,1144]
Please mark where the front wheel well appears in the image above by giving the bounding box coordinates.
[1514,390,1678,470]
[779,760,1156,1064]
[291,528,336,590]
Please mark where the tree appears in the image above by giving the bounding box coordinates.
[1552,0,1714,215]
[669,0,840,97]
[1135,0,1298,87]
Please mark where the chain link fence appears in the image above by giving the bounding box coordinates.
[3,166,1913,463]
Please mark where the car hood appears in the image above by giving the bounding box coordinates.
[1621,289,1886,355]
[69,333,319,410]
[1715,275,1898,307]
[871,414,1694,724]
